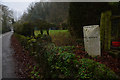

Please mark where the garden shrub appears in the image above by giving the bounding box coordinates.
[75,39,84,46]
[41,34,52,42]
[14,22,34,37]
[14,33,119,79]
[14,33,28,47]
[14,33,52,78]
[79,58,119,80]
[44,44,119,79]
[13,22,24,34]
[108,50,120,59]
[21,22,34,37]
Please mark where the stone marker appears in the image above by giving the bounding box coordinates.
[83,25,101,56]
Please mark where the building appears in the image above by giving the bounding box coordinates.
[0,4,2,34]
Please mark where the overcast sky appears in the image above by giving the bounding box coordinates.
[0,0,42,20]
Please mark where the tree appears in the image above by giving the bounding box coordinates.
[1,4,13,33]
[68,2,111,38]
[46,2,69,24]
[13,21,34,36]
[19,2,69,35]
[22,22,34,36]
[20,2,69,27]
[0,4,2,33]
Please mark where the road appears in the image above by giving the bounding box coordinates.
[1,31,17,79]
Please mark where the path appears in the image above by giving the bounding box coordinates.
[2,31,17,79]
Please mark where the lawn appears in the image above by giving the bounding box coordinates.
[34,30,69,36]
[34,30,76,46]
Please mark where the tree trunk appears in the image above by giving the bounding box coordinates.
[100,12,105,50]
[46,30,49,35]
[40,29,43,35]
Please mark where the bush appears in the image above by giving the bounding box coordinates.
[21,22,34,36]
[2,26,11,33]
[13,22,34,37]
[44,44,77,78]
[79,58,118,80]
[44,44,119,79]
[14,33,52,56]
[14,33,28,47]
[13,22,23,34]
[14,33,52,78]
[14,34,119,79]
[108,50,120,59]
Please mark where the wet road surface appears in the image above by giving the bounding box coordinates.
[2,32,17,79]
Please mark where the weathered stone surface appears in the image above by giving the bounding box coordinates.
[83,25,101,56]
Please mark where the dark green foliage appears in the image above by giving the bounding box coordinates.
[41,34,52,42]
[33,20,56,35]
[14,34,28,48]
[108,50,120,59]
[68,2,111,38]
[15,33,119,79]
[109,2,120,15]
[2,26,11,33]
[13,22,34,37]
[79,58,118,80]
[61,23,68,30]
[111,17,120,41]
[14,33,52,78]
[44,44,119,79]
[21,22,34,36]
[13,22,23,34]
[20,2,69,26]
[44,44,78,78]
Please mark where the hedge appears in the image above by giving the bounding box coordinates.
[14,33,119,79]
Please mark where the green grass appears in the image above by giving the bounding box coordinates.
[50,30,69,35]
[34,30,76,46]
[34,30,69,36]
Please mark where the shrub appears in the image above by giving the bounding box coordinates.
[108,50,120,59]
[14,33,52,78]
[44,44,77,78]
[79,58,119,80]
[14,34,119,79]
[44,44,119,79]
[13,22,24,34]
[14,33,28,47]
[13,22,34,37]
[21,22,34,37]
